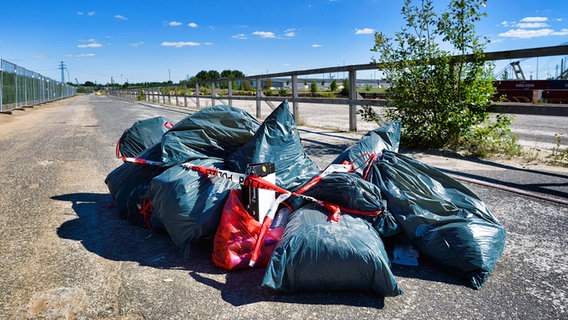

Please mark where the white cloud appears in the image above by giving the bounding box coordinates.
[520,17,548,23]
[233,33,247,40]
[88,12,95,16]
[551,28,568,36]
[74,53,96,58]
[204,42,213,46]
[78,39,102,48]
[168,21,183,27]
[283,28,297,37]
[188,22,198,28]
[161,41,200,47]
[355,28,374,35]
[252,31,276,38]
[516,22,549,28]
[78,43,102,48]
[312,44,322,48]
[499,28,554,38]
[115,15,128,21]
[498,16,567,39]
[129,42,144,47]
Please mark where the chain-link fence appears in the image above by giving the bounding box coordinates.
[0,59,76,112]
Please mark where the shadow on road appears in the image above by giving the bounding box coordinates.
[51,192,468,308]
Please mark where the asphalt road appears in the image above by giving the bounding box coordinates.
[0,94,566,319]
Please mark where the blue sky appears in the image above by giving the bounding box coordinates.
[1,0,567,84]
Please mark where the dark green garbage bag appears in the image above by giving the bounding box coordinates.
[146,158,240,256]
[117,116,175,158]
[366,150,506,289]
[126,183,151,228]
[326,121,402,237]
[105,143,165,217]
[299,172,384,214]
[297,171,400,237]
[161,105,260,166]
[262,203,403,297]
[331,120,401,176]
[226,100,321,191]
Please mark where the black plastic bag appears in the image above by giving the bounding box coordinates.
[262,203,403,297]
[366,150,506,289]
[161,105,260,166]
[226,100,321,191]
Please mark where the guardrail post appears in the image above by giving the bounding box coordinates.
[256,77,261,117]
[211,82,216,106]
[175,86,179,106]
[348,68,357,131]
[291,75,299,123]
[183,85,188,107]
[195,84,201,108]
[228,80,233,106]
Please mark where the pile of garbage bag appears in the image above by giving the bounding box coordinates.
[105,99,506,296]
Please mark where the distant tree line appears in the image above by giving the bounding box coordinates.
[182,70,246,85]
[74,69,247,90]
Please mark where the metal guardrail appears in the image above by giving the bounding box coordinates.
[0,59,76,113]
[110,44,568,130]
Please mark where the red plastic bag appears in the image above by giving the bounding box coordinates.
[212,189,284,270]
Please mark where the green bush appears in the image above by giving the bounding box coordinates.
[371,0,507,150]
[310,81,318,95]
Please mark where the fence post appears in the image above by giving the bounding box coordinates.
[31,74,35,105]
[348,68,357,131]
[175,86,179,106]
[195,84,201,108]
[211,82,216,106]
[228,80,233,106]
[183,85,188,107]
[255,77,261,118]
[15,66,19,109]
[23,69,28,106]
[0,60,3,112]
[291,75,299,123]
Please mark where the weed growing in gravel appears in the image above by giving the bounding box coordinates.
[457,114,522,158]
[546,133,568,166]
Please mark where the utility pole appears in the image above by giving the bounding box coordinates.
[59,61,66,83]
